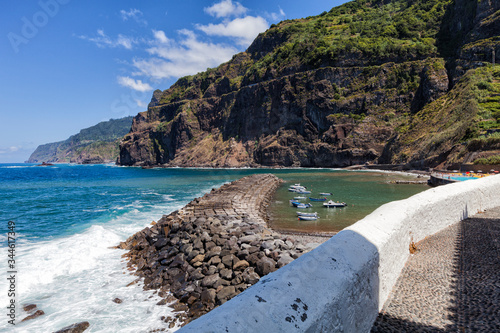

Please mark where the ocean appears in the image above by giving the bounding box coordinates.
[0,164,427,332]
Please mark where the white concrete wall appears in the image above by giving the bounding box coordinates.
[179,174,500,333]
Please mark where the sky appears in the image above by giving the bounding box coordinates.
[1,0,349,163]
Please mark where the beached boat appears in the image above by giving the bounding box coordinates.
[298,215,319,221]
[323,200,347,208]
[297,212,318,217]
[319,192,332,196]
[309,197,326,202]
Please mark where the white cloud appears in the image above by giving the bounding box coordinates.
[0,146,20,154]
[197,16,269,46]
[79,29,138,49]
[204,0,247,18]
[117,76,153,92]
[268,7,286,21]
[135,99,147,108]
[120,8,147,26]
[131,29,237,80]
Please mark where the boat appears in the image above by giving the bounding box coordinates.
[319,192,332,196]
[296,190,311,194]
[296,203,313,209]
[323,200,347,208]
[309,197,327,202]
[288,184,307,192]
[298,215,319,221]
[297,212,318,217]
[290,201,312,207]
[293,196,306,200]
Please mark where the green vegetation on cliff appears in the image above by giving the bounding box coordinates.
[28,116,134,164]
[389,64,500,166]
[119,0,500,168]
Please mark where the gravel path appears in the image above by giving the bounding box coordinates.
[372,206,500,332]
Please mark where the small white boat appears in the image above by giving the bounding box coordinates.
[323,200,347,208]
[293,196,306,200]
[288,184,307,192]
[298,215,319,221]
[296,203,313,209]
[319,192,332,196]
[297,212,318,217]
[296,190,311,194]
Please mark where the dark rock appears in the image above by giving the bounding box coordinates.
[208,256,221,265]
[53,321,90,333]
[112,298,123,304]
[201,273,220,288]
[256,256,277,276]
[233,260,250,271]
[206,246,222,259]
[191,268,205,280]
[221,254,236,268]
[201,289,216,305]
[23,304,37,312]
[277,253,294,268]
[21,309,45,322]
[220,268,233,280]
[216,286,236,303]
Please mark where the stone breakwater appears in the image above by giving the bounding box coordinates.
[119,174,319,326]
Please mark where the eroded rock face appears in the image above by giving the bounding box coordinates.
[118,61,448,168]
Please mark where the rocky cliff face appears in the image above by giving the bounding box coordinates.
[28,116,134,164]
[118,0,500,168]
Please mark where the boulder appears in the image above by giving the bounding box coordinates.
[21,309,45,322]
[201,273,220,288]
[256,256,277,276]
[233,260,250,271]
[53,321,90,333]
[277,253,294,268]
[216,286,237,302]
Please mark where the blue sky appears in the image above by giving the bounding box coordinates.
[1,0,348,162]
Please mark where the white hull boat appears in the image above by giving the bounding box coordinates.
[323,200,347,208]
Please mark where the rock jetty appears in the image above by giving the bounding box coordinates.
[119,174,320,325]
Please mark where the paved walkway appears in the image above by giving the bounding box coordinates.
[372,206,500,332]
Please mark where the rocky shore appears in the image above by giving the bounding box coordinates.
[118,174,326,327]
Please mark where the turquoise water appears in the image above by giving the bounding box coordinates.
[269,170,428,233]
[0,164,428,332]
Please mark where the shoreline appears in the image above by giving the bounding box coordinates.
[118,174,330,327]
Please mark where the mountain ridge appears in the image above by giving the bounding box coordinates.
[27,116,134,164]
[118,0,500,168]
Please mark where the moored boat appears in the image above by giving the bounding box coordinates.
[319,192,332,196]
[293,196,306,200]
[323,200,347,208]
[296,203,313,209]
[298,215,319,221]
[296,190,311,194]
[288,184,307,192]
[309,197,326,202]
[297,212,318,217]
[290,201,312,208]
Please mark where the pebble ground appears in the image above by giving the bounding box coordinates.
[372,206,500,332]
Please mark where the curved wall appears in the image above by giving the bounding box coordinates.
[179,174,500,332]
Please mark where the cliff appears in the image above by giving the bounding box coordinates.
[118,0,500,168]
[28,116,134,164]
